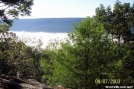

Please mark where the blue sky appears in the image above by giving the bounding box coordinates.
[20,0,133,18]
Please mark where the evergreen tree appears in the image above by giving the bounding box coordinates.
[0,0,33,31]
[41,17,132,88]
[94,0,134,43]
[94,0,134,85]
[0,32,44,81]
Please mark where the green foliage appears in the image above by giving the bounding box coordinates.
[94,0,134,86]
[0,32,44,81]
[41,17,133,89]
[0,0,33,31]
[94,0,134,43]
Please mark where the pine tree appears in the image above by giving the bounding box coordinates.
[94,0,134,43]
[41,17,131,88]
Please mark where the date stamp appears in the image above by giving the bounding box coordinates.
[95,79,121,84]
[105,86,133,88]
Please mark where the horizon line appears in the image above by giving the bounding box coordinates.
[18,17,87,19]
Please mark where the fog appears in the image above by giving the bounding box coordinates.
[11,31,68,48]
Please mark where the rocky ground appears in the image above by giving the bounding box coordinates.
[0,74,53,89]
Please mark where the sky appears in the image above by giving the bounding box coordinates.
[14,0,134,48]
[20,0,134,19]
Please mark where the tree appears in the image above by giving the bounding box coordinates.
[94,0,134,85]
[0,32,44,82]
[94,0,134,43]
[0,0,33,31]
[41,17,131,89]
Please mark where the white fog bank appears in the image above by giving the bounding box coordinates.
[11,31,68,48]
